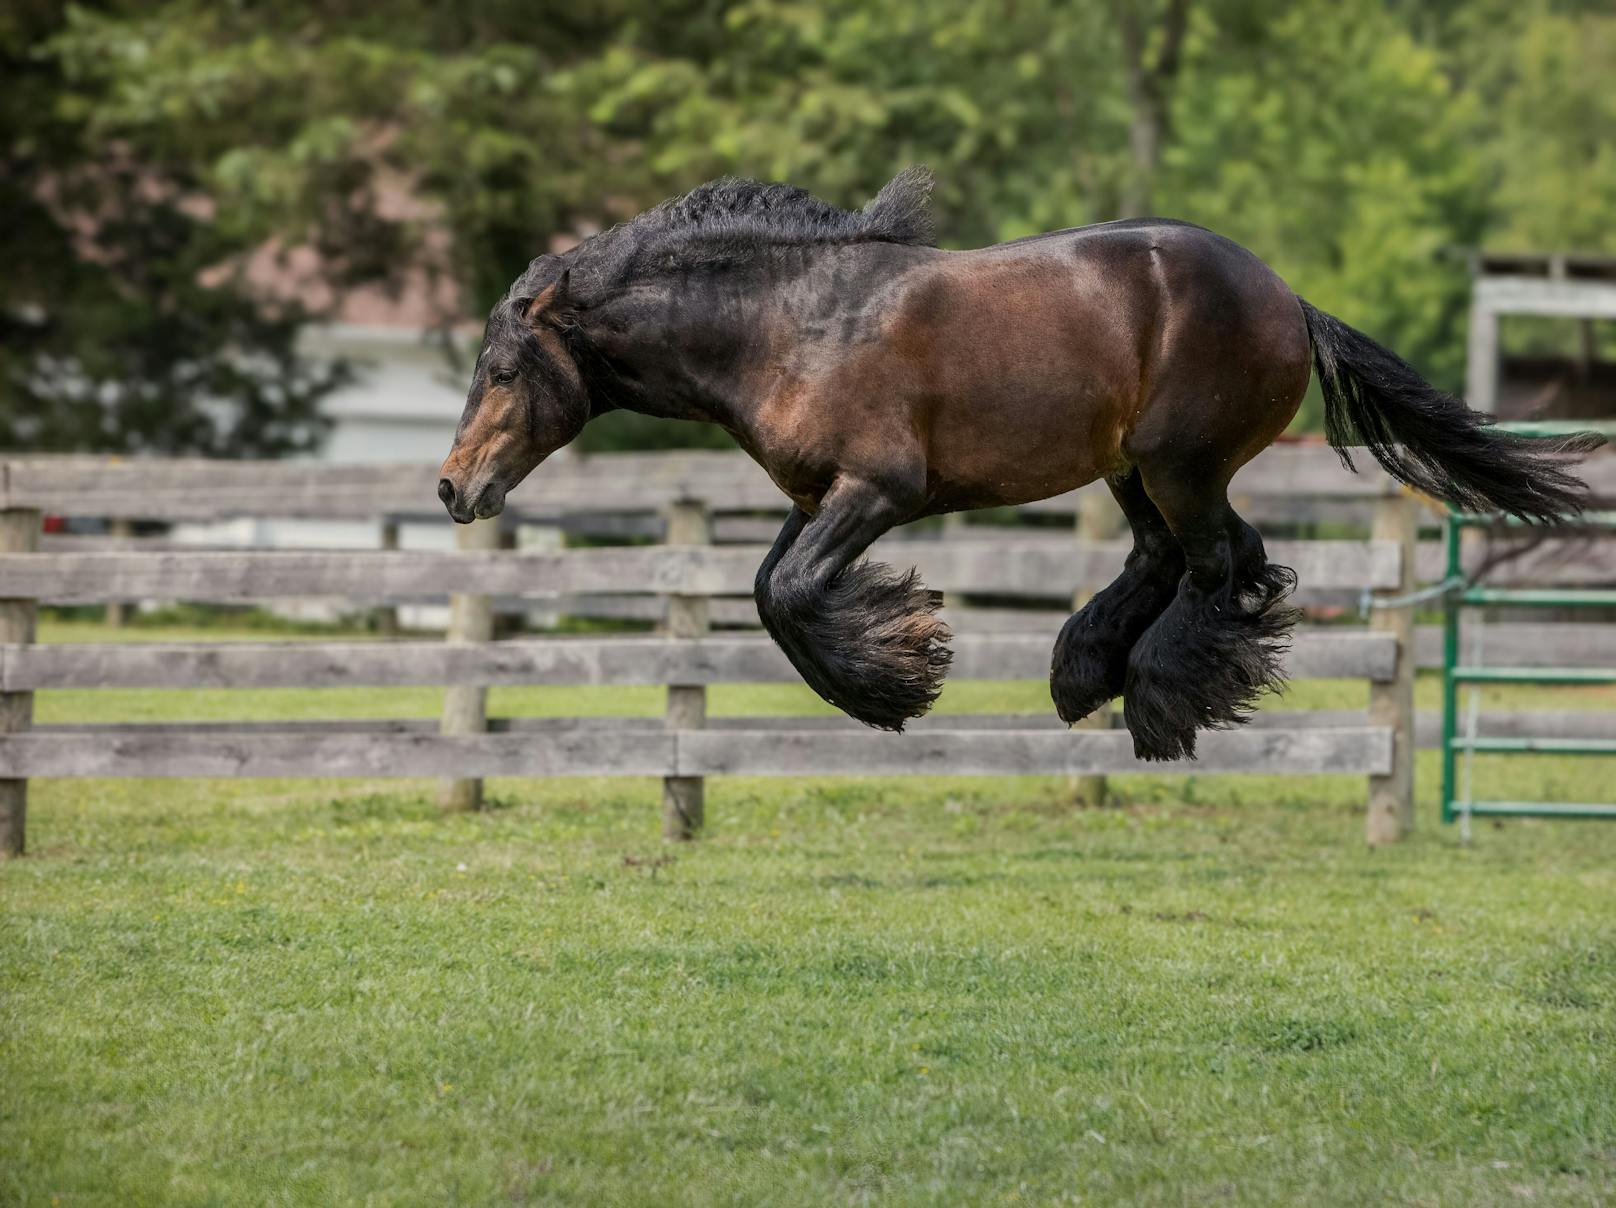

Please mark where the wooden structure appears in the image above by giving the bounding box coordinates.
[1,444,1613,857]
[438,517,502,812]
[1466,251,1616,417]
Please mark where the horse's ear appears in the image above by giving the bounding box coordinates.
[522,269,571,329]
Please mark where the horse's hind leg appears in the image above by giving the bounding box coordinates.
[1050,470,1184,723]
[1122,472,1299,761]
[755,478,951,731]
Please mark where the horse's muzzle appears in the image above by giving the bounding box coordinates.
[437,477,504,524]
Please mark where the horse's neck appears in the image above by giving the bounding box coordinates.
[575,282,772,429]
[576,248,906,432]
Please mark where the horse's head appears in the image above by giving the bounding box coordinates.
[437,269,588,523]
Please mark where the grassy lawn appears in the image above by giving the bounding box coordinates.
[4,621,1615,1205]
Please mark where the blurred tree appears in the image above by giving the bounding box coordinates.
[0,1,345,456]
[10,0,1614,452]
[609,0,1488,390]
[34,0,688,450]
[1478,8,1616,255]
[1114,0,1191,218]
[1158,0,1487,398]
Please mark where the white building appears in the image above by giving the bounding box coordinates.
[302,323,471,465]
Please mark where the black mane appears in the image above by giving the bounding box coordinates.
[631,166,936,252]
[504,167,936,305]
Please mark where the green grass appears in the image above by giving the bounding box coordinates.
[4,622,1616,1205]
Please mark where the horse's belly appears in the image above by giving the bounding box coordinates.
[917,339,1137,510]
[923,392,1124,511]
[893,254,1144,510]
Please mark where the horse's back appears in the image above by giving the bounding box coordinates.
[890,221,1308,507]
[981,218,1294,305]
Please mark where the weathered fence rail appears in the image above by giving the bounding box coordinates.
[27,707,1616,749]
[0,631,1396,691]
[0,726,1392,781]
[1,442,1611,857]
[0,538,1400,602]
[7,445,1613,520]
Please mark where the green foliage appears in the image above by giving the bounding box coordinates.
[1485,9,1616,255]
[0,3,346,457]
[5,1,1612,451]
[1162,1,1486,391]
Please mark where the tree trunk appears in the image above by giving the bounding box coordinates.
[1115,0,1191,219]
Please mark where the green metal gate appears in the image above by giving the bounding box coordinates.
[1441,421,1616,823]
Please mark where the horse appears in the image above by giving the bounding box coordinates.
[437,167,1604,761]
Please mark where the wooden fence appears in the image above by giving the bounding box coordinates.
[1,443,1612,856]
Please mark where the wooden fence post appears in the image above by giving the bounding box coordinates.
[438,516,501,813]
[1,508,40,858]
[662,498,710,840]
[1070,487,1123,806]
[1367,491,1417,845]
[376,519,401,638]
[105,517,133,627]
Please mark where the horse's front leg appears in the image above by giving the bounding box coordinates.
[755,478,951,731]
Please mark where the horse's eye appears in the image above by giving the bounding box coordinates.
[491,368,517,386]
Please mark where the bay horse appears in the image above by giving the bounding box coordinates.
[437,168,1603,760]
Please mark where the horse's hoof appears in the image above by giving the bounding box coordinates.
[760,559,952,731]
[835,604,953,730]
[1051,676,1116,726]
[1119,560,1300,762]
[1121,676,1200,761]
[1123,710,1199,761]
[1049,611,1129,724]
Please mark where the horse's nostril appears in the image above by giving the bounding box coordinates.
[437,478,456,507]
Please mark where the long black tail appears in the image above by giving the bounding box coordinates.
[1299,299,1605,522]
